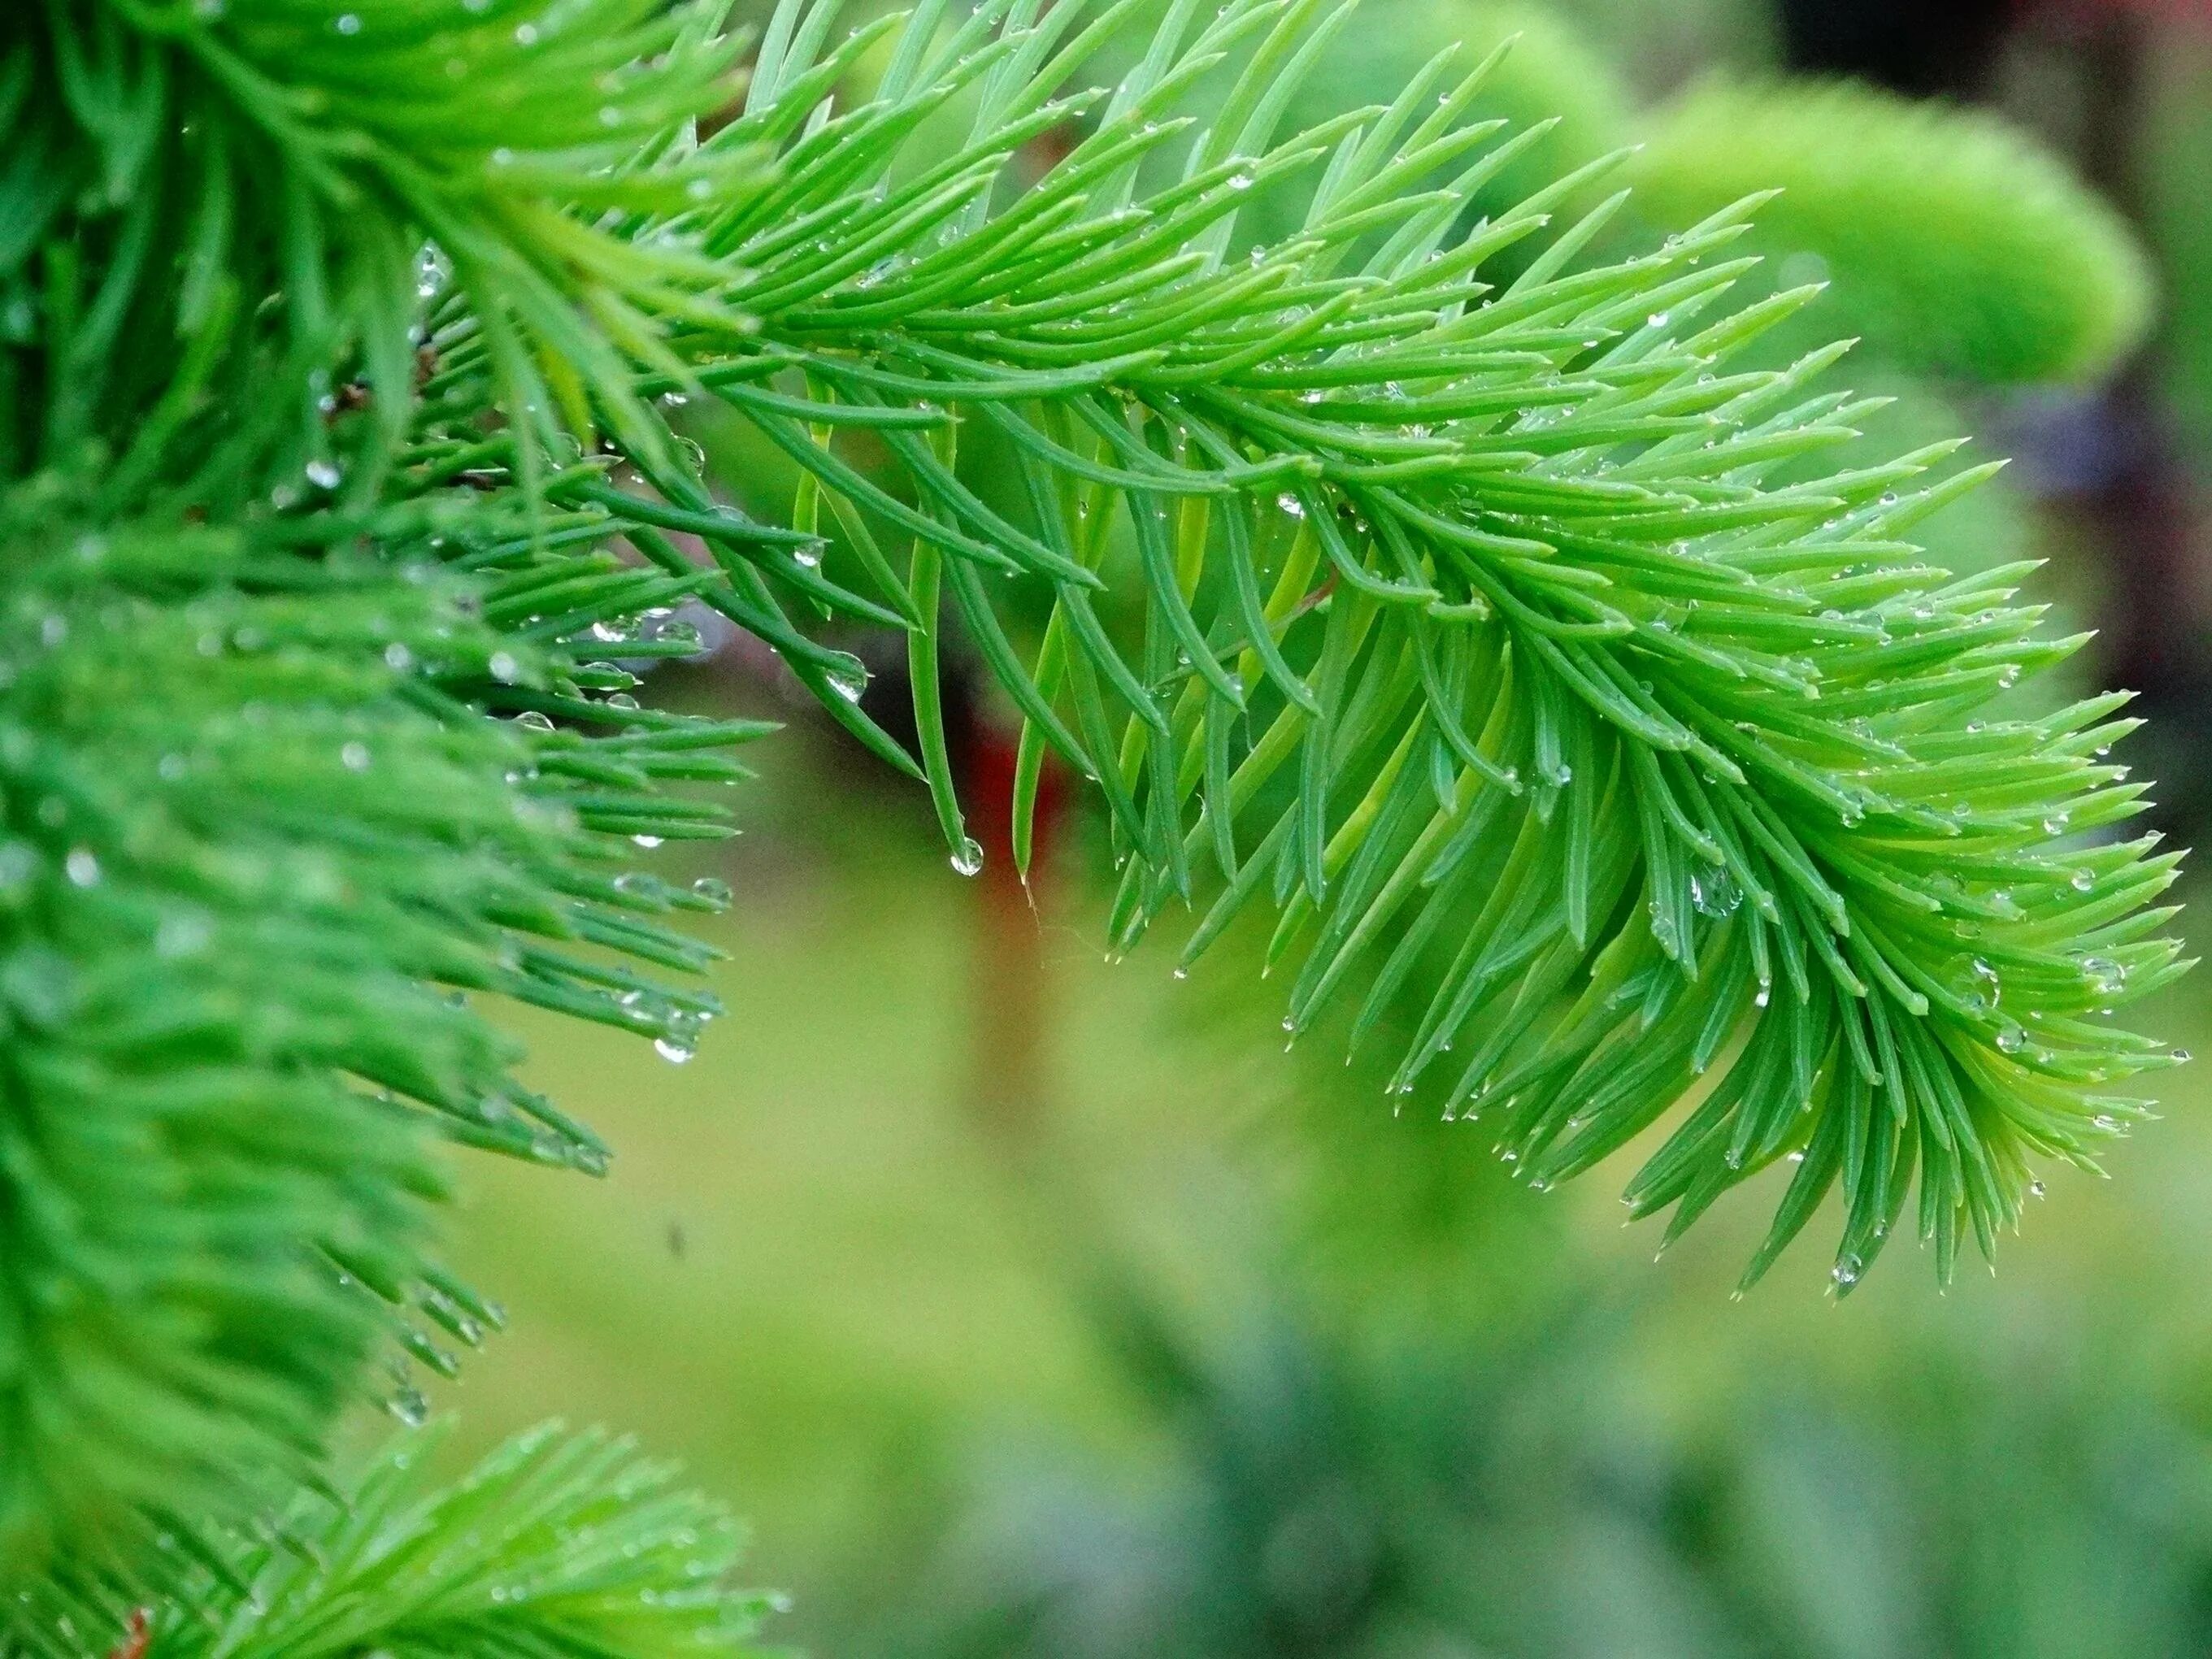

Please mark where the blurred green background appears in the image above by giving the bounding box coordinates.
[434,1,2212,1652]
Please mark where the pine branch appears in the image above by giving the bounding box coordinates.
[598,0,2182,1294]
[6,1422,776,1659]
[0,474,768,1565]
[4,0,776,1563]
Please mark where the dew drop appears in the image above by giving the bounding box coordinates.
[305,458,343,490]
[654,1036,695,1064]
[64,848,99,888]
[950,837,984,877]
[341,740,371,773]
[388,1386,429,1427]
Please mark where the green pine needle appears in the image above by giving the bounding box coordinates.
[6,1421,776,1659]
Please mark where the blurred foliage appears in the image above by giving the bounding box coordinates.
[910,1270,2212,1659]
[1628,77,2157,386]
[2141,27,2212,450]
[1238,0,2158,389]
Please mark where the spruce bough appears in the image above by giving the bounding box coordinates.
[0,0,2188,1630]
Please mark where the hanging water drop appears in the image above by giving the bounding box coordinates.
[950,837,984,877]
[2081,956,2125,997]
[387,1386,429,1427]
